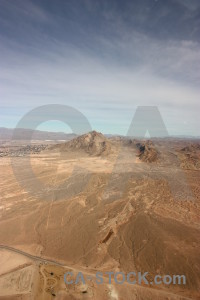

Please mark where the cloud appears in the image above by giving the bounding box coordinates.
[0,0,199,136]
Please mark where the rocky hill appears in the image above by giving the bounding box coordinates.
[59,130,112,156]
[135,140,158,162]
[179,143,200,170]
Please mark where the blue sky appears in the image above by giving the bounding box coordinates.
[0,0,200,136]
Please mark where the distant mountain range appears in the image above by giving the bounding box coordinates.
[0,127,199,141]
[0,127,76,141]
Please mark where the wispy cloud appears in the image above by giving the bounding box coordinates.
[0,0,199,136]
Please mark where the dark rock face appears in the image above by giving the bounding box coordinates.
[135,141,158,163]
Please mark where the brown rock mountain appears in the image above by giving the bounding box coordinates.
[58,130,112,156]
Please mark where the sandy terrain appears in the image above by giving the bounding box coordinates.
[0,249,38,299]
[0,132,200,299]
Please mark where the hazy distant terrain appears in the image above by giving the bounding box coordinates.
[0,127,76,141]
[0,131,200,299]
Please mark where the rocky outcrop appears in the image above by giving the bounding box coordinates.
[179,143,200,170]
[136,141,158,163]
[100,229,113,243]
[60,131,112,156]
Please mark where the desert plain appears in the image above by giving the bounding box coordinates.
[0,131,200,300]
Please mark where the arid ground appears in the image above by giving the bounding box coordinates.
[0,131,200,299]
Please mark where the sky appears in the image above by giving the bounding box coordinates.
[0,0,200,136]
